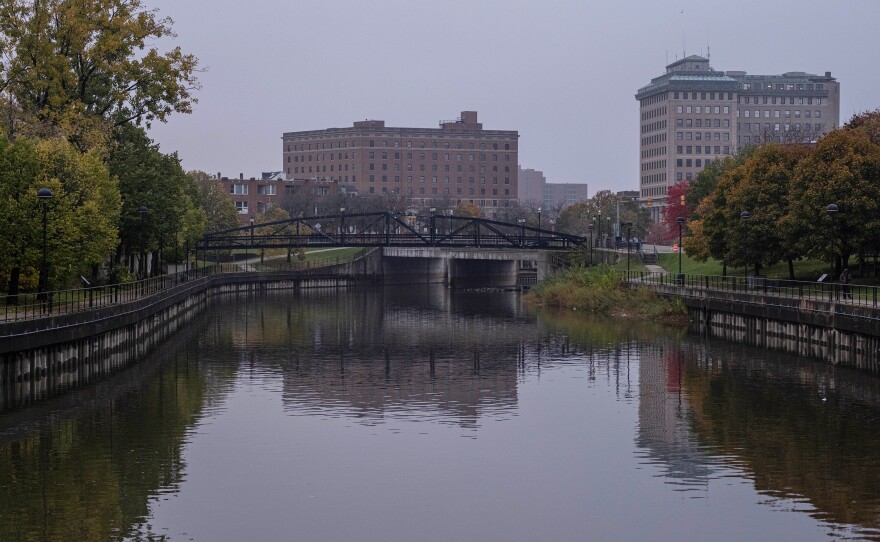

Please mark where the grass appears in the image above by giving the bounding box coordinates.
[656,253,837,281]
[527,265,687,322]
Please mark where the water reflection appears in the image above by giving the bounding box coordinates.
[676,336,880,540]
[1,287,880,540]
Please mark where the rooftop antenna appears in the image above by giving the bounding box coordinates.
[706,26,711,62]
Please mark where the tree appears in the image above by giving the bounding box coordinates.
[0,0,200,148]
[188,171,238,234]
[0,137,120,297]
[661,181,690,242]
[789,128,880,275]
[107,125,202,275]
[451,202,480,217]
[727,144,811,277]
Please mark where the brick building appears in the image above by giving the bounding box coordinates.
[282,111,519,216]
[219,172,339,226]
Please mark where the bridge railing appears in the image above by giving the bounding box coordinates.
[0,255,364,324]
[627,270,880,310]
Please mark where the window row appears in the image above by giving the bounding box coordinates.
[367,175,511,185]
[740,123,823,133]
[739,96,823,106]
[737,110,821,119]
[675,145,731,155]
[740,83,825,91]
[676,132,731,141]
[673,92,734,101]
[676,105,731,115]
[676,118,731,128]
[286,140,514,152]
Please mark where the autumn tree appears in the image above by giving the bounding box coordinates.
[0,0,200,149]
[727,144,812,277]
[188,171,238,234]
[788,128,880,276]
[661,181,690,242]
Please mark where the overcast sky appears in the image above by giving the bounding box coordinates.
[146,0,880,194]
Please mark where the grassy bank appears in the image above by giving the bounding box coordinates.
[656,253,846,282]
[525,266,686,322]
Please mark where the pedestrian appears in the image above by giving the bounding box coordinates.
[840,268,851,299]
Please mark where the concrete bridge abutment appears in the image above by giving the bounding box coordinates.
[381,247,551,288]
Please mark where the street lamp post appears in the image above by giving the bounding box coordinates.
[740,210,750,283]
[597,210,602,248]
[430,207,436,245]
[339,207,345,245]
[37,188,53,305]
[138,205,148,279]
[623,221,633,276]
[827,203,839,278]
[250,216,255,251]
[587,223,594,266]
[676,216,685,285]
[518,218,525,246]
[537,207,542,230]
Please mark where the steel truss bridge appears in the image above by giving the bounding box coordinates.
[195,212,586,252]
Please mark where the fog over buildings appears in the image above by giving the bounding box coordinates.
[147,0,880,195]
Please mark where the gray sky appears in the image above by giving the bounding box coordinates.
[146,0,880,194]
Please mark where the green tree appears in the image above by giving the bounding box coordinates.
[789,128,880,275]
[188,170,238,234]
[108,125,201,276]
[0,137,120,297]
[728,144,812,278]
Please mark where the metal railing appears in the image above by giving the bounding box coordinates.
[625,270,880,319]
[0,253,366,324]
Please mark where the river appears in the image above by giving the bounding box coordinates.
[1,285,879,541]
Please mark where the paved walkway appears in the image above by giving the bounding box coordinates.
[234,247,352,271]
[644,264,666,275]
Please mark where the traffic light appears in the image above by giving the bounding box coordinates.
[647,197,652,207]
[680,194,685,206]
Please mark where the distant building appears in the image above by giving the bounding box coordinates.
[543,182,589,209]
[282,111,519,216]
[636,55,840,220]
[217,173,339,226]
[517,167,546,203]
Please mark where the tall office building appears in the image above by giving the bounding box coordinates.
[636,55,840,220]
[517,167,546,203]
[543,182,589,209]
[282,111,518,214]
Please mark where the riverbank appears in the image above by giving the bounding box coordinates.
[525,266,687,322]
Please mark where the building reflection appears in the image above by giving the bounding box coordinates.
[635,342,713,489]
[220,286,548,427]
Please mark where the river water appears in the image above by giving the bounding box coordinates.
[2,285,880,541]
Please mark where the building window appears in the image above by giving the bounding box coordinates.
[235,201,248,214]
[257,185,276,195]
[231,184,248,195]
